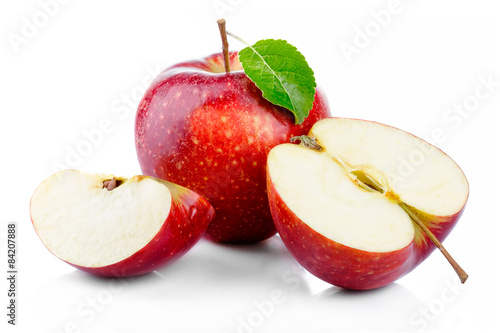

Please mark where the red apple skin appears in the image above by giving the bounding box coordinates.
[266,169,466,290]
[135,51,330,243]
[267,174,414,290]
[43,180,214,278]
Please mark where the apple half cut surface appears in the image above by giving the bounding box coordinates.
[267,118,469,290]
[30,170,215,277]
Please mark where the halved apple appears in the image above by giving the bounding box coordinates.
[267,118,469,290]
[30,170,215,277]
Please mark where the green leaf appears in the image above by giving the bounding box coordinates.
[238,39,316,124]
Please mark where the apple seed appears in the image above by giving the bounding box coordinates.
[103,177,117,191]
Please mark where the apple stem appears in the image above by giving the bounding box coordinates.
[217,19,230,74]
[400,203,468,284]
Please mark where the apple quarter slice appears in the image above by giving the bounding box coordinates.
[267,118,469,290]
[30,170,214,277]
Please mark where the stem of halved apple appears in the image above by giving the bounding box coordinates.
[399,202,468,283]
[353,169,469,284]
[217,19,230,74]
[352,168,469,284]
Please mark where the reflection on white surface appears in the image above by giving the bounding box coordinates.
[25,235,437,333]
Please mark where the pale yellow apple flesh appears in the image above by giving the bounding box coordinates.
[268,144,415,252]
[311,118,468,217]
[30,170,171,268]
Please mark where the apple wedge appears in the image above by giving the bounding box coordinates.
[30,170,214,277]
[267,118,469,290]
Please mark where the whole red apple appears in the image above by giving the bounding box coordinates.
[135,51,330,243]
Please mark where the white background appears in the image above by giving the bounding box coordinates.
[1,0,499,332]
